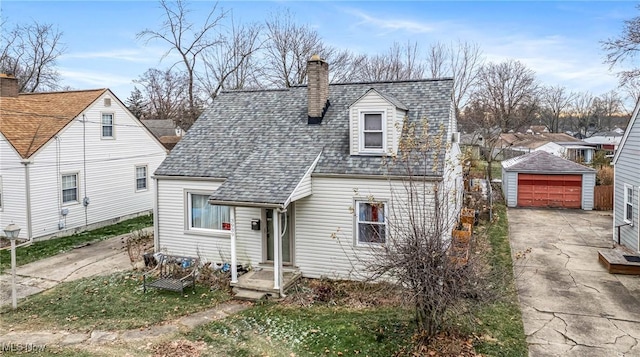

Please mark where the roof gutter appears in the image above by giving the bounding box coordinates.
[311,173,443,181]
[207,199,283,209]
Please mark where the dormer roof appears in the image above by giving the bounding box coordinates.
[349,88,408,111]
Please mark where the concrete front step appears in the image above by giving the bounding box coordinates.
[232,288,270,301]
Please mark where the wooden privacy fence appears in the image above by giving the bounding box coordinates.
[594,185,613,211]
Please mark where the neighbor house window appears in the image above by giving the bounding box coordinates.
[62,174,78,204]
[356,200,386,244]
[188,193,231,231]
[135,166,148,191]
[360,112,385,152]
[624,184,634,223]
[101,113,114,138]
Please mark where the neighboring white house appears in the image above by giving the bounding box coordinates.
[613,103,640,253]
[0,74,168,240]
[583,131,623,157]
[153,57,462,296]
[498,132,595,163]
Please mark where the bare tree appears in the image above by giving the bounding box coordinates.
[0,21,65,92]
[262,9,325,87]
[340,117,481,341]
[567,91,595,137]
[134,68,189,127]
[354,41,425,82]
[592,90,623,131]
[539,85,575,133]
[602,6,640,84]
[200,18,263,100]
[466,60,539,179]
[426,41,484,115]
[137,0,227,128]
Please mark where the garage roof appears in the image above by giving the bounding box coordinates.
[502,150,595,174]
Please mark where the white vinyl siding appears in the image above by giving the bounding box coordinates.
[0,176,3,210]
[187,192,231,232]
[625,184,634,224]
[349,90,397,156]
[101,113,114,138]
[5,91,166,240]
[614,110,640,251]
[355,200,386,244]
[61,173,79,204]
[0,134,28,239]
[156,178,262,266]
[135,165,148,191]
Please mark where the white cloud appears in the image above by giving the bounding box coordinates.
[61,47,171,64]
[344,8,437,34]
[58,69,133,88]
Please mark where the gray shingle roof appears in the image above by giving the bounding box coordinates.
[502,151,595,173]
[155,79,454,205]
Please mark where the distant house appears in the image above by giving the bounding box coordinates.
[613,104,640,253]
[584,131,623,157]
[152,57,462,295]
[498,132,595,164]
[141,119,184,150]
[0,74,167,240]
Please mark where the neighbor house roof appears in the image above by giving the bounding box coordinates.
[0,89,107,158]
[141,119,178,138]
[502,150,595,174]
[155,79,454,207]
[499,132,581,150]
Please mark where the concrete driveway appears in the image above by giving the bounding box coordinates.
[508,208,640,356]
[0,230,144,307]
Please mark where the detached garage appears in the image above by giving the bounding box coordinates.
[502,151,596,210]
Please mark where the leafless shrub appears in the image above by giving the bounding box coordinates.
[126,229,154,269]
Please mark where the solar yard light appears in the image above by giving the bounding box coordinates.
[4,223,22,310]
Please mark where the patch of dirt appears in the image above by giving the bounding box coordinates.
[396,332,480,357]
[152,339,208,357]
[282,278,404,308]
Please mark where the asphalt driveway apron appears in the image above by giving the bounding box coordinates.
[508,208,640,357]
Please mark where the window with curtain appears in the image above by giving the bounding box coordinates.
[189,193,231,231]
[356,201,386,244]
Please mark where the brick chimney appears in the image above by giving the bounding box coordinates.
[307,55,329,124]
[0,74,19,97]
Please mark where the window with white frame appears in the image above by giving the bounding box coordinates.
[624,184,634,223]
[356,200,386,244]
[188,193,231,231]
[360,112,385,152]
[62,173,78,204]
[101,113,114,138]
[135,166,147,191]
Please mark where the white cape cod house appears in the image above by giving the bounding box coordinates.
[153,57,462,297]
[0,74,167,240]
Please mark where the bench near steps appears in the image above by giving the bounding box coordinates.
[143,254,199,293]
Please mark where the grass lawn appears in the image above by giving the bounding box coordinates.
[469,203,528,356]
[183,305,414,357]
[1,270,230,331]
[0,214,153,273]
[0,204,526,356]
[471,160,502,180]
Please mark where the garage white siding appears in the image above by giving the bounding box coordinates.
[0,134,28,239]
[581,173,595,211]
[502,170,519,208]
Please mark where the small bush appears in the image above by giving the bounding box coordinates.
[597,165,614,185]
[125,229,154,268]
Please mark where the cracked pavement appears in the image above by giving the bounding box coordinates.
[508,209,640,357]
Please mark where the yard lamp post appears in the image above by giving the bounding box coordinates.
[4,223,21,309]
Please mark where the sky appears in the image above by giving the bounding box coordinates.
[1,1,636,105]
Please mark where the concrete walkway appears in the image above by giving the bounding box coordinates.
[0,301,248,347]
[0,230,146,307]
[508,208,640,357]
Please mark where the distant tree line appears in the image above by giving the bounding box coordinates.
[1,0,634,134]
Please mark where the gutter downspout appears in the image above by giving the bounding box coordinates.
[21,159,33,242]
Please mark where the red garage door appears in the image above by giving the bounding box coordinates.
[517,174,582,208]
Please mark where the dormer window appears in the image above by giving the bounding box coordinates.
[361,111,386,153]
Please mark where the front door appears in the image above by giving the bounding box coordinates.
[265,207,293,264]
